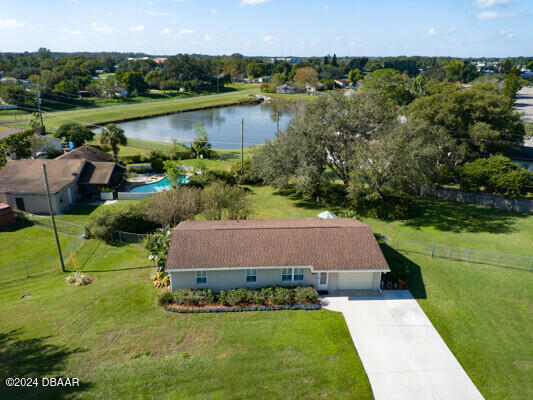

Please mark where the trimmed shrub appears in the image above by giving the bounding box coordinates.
[274,287,293,304]
[161,286,319,308]
[294,286,319,303]
[158,290,174,306]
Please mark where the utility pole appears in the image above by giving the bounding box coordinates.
[240,118,244,173]
[36,84,45,133]
[43,164,65,272]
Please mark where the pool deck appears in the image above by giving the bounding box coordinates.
[120,173,167,192]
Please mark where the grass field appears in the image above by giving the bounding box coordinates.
[404,253,533,400]
[0,238,373,400]
[2,180,532,399]
[0,91,256,132]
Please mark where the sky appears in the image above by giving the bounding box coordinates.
[0,0,531,57]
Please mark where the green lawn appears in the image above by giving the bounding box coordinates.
[3,183,532,399]
[398,252,533,400]
[0,237,373,400]
[0,224,72,266]
[0,91,255,132]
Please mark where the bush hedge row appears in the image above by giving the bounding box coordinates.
[158,286,319,307]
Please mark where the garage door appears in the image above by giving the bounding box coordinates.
[337,272,375,290]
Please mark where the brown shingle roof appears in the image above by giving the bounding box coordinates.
[78,162,117,185]
[56,145,114,162]
[166,219,390,272]
[0,159,85,194]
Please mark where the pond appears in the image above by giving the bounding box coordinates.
[101,103,293,149]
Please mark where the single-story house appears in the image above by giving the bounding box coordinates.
[276,84,296,94]
[0,156,124,214]
[166,218,390,293]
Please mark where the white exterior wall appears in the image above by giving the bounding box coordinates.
[1,182,78,214]
[169,268,383,292]
[170,268,314,292]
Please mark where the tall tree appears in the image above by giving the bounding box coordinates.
[348,69,362,85]
[360,68,413,105]
[55,123,95,147]
[99,123,127,160]
[331,54,338,67]
[191,123,211,159]
[504,66,524,106]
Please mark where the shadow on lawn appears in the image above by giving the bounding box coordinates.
[403,196,527,235]
[0,328,91,399]
[273,183,348,211]
[380,244,427,300]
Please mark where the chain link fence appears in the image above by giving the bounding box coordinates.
[392,237,533,272]
[0,233,86,284]
[110,230,147,244]
[24,214,86,237]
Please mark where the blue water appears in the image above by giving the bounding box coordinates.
[130,176,190,193]
[95,103,292,149]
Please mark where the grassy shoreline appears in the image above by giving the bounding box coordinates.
[0,91,258,132]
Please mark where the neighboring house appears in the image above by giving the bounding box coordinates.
[0,156,124,214]
[276,84,296,94]
[56,145,115,162]
[258,76,270,83]
[305,82,325,94]
[335,79,350,88]
[166,219,390,293]
[152,58,168,64]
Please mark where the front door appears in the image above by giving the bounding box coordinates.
[316,272,328,291]
[15,197,25,211]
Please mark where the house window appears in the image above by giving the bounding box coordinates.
[294,268,304,281]
[281,268,293,282]
[246,269,257,283]
[59,195,64,204]
[196,271,207,285]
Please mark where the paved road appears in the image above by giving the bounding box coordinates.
[322,290,485,400]
[515,87,533,146]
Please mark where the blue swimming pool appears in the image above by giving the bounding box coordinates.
[130,175,189,193]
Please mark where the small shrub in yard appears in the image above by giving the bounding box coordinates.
[294,286,318,303]
[158,290,174,306]
[274,287,293,304]
[66,271,93,286]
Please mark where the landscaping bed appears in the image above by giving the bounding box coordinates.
[158,286,321,313]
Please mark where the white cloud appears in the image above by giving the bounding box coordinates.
[500,29,514,38]
[0,19,26,29]
[179,28,194,35]
[242,0,271,4]
[262,35,279,42]
[148,10,174,16]
[427,27,436,36]
[60,28,82,36]
[129,24,144,32]
[90,22,115,33]
[210,9,216,14]
[476,10,516,19]
[473,0,510,8]
[160,28,172,35]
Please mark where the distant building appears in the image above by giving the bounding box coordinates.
[269,57,302,65]
[152,57,168,64]
[276,84,296,94]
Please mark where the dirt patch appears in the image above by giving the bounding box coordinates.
[514,360,532,371]
[217,348,248,359]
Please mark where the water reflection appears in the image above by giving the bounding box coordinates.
[97,103,292,149]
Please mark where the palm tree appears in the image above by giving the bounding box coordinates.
[99,124,127,161]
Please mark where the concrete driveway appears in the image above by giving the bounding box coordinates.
[322,290,484,400]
